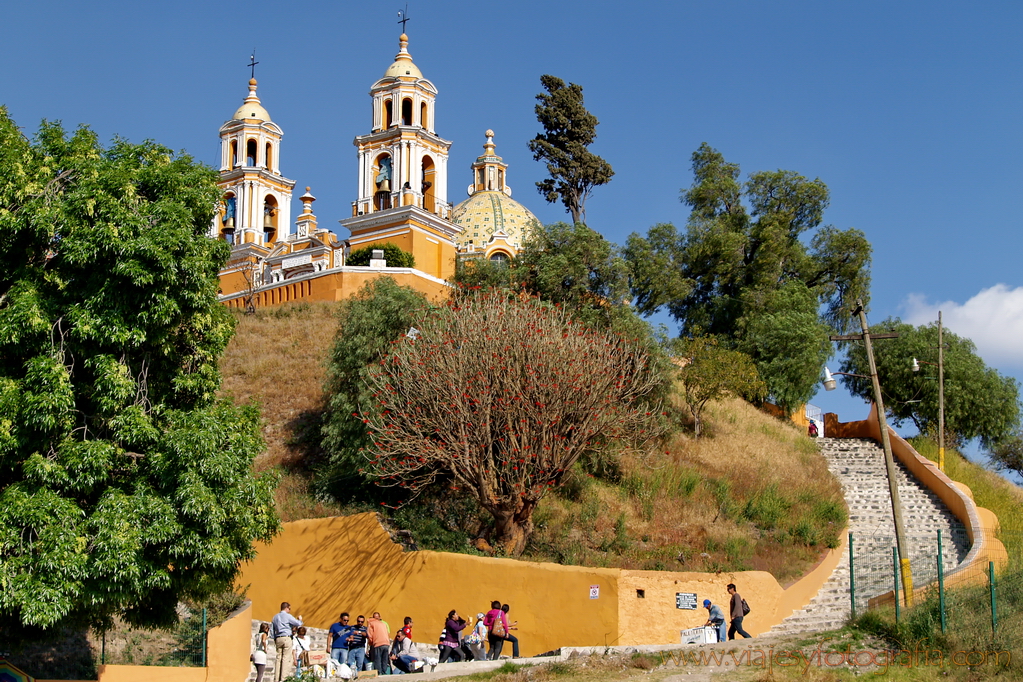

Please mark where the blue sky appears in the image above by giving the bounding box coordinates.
[3,0,1022,444]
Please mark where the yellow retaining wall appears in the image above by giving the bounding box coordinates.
[94,602,253,682]
[823,408,1007,608]
[238,513,846,653]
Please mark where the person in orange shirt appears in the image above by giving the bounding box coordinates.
[367,611,391,675]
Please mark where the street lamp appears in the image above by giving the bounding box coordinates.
[911,311,945,472]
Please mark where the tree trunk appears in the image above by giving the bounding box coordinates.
[490,500,537,556]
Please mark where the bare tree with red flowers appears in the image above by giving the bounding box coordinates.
[363,291,664,555]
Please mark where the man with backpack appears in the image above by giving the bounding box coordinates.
[727,584,752,639]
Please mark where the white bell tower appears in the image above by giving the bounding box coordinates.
[213,78,296,246]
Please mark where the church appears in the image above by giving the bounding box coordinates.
[212,33,540,308]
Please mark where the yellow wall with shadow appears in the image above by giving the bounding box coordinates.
[237,513,848,654]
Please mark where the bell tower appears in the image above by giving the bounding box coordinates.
[341,33,460,281]
[214,78,296,246]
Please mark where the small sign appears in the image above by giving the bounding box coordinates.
[589,585,600,599]
[676,592,698,610]
[282,253,312,270]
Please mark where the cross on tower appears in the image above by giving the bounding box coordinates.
[248,50,259,79]
[397,5,410,32]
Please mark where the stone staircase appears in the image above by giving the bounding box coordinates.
[246,622,331,682]
[769,437,970,634]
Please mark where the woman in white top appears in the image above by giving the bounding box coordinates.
[293,626,312,675]
[466,613,488,661]
[252,622,269,682]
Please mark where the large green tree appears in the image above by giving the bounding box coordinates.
[527,75,614,224]
[625,143,872,410]
[839,318,1020,448]
[319,277,432,500]
[0,110,278,631]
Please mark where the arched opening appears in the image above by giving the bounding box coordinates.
[263,194,279,243]
[230,140,238,167]
[401,98,413,126]
[420,102,428,128]
[265,142,273,171]
[246,139,257,166]
[374,154,393,211]
[489,251,510,264]
[221,192,237,243]
[498,169,505,191]
[384,99,393,129]
[476,168,485,191]
[421,156,436,213]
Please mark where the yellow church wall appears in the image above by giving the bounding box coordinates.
[221,270,450,310]
[238,513,847,654]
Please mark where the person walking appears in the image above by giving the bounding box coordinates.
[367,611,391,675]
[483,600,509,660]
[347,614,369,672]
[702,599,726,643]
[727,584,753,639]
[327,612,353,666]
[271,602,303,681]
[438,610,466,663]
[500,604,520,658]
[252,622,269,682]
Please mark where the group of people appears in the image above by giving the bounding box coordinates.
[702,584,752,643]
[253,600,521,680]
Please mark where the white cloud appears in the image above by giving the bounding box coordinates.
[900,284,1023,370]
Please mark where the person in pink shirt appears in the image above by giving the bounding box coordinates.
[482,600,509,660]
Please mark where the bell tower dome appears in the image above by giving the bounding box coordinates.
[340,33,460,282]
[351,33,451,216]
[213,78,296,246]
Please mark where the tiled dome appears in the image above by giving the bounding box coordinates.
[451,191,540,250]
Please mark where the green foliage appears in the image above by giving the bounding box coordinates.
[736,282,832,412]
[318,277,431,501]
[625,143,872,407]
[840,318,1020,447]
[347,242,415,268]
[672,336,766,436]
[528,75,614,224]
[0,109,278,632]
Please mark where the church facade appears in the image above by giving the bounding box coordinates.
[213,33,539,309]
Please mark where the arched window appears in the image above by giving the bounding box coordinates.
[422,156,436,213]
[265,142,273,171]
[384,99,393,129]
[221,192,237,243]
[489,252,510,263]
[401,98,413,126]
[230,140,238,167]
[420,102,428,128]
[263,195,279,243]
[374,154,393,211]
[246,139,257,166]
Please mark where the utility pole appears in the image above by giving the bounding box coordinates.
[831,299,914,606]
[938,311,945,473]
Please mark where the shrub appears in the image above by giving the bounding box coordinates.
[347,242,415,268]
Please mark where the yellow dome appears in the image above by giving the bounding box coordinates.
[232,79,271,121]
[383,33,423,79]
[451,191,540,250]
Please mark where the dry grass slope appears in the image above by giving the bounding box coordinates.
[219,304,845,580]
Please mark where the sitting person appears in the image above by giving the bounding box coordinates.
[390,629,423,674]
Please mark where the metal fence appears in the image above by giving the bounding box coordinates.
[100,607,207,667]
[851,527,1023,635]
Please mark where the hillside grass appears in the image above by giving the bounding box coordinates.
[219,304,845,581]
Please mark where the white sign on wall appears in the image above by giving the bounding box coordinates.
[589,585,600,600]
[282,253,312,270]
[676,592,698,610]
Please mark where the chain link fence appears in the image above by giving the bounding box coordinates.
[99,607,207,667]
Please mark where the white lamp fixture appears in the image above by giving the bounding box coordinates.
[911,358,920,372]
[823,367,837,392]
